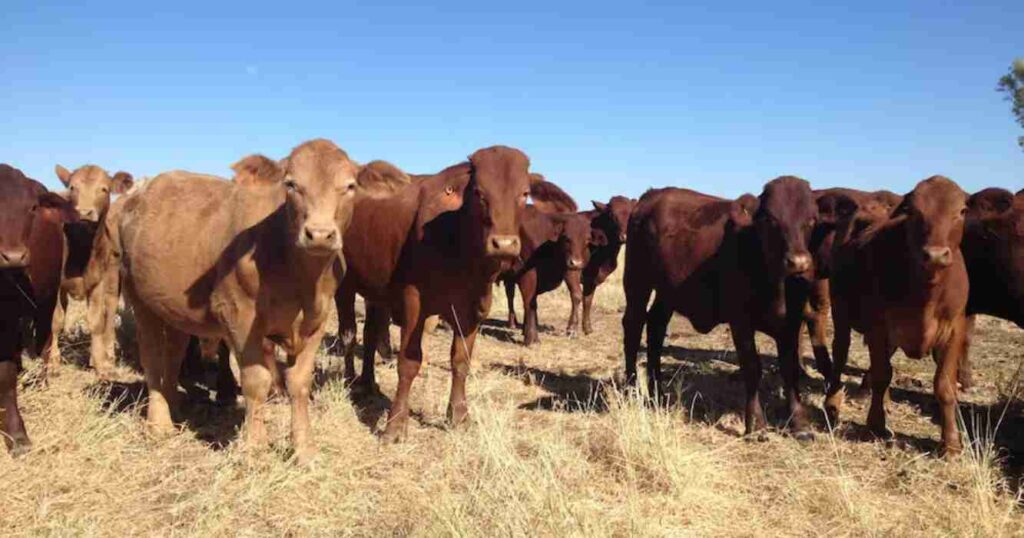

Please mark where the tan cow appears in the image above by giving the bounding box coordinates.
[118,139,357,462]
[48,165,133,375]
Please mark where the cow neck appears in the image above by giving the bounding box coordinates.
[62,219,99,278]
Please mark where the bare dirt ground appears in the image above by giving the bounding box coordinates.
[2,265,1023,536]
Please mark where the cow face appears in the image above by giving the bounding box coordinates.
[559,214,593,270]
[466,146,531,259]
[593,196,636,243]
[754,176,817,278]
[55,165,133,224]
[0,182,77,269]
[279,139,359,256]
[894,176,968,273]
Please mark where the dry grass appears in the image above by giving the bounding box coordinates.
[2,262,1024,536]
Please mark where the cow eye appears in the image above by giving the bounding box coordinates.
[346,182,356,193]
[959,207,967,217]
[101,187,110,194]
[283,179,298,191]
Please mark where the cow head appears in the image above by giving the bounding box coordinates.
[754,176,817,278]
[0,167,78,269]
[231,154,286,186]
[278,139,359,256]
[557,213,594,271]
[465,146,531,259]
[55,164,133,224]
[893,176,967,274]
[592,196,636,244]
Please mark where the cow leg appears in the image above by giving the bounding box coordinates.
[215,341,239,406]
[824,299,853,426]
[358,302,389,391]
[504,278,519,328]
[622,279,652,388]
[645,297,672,402]
[564,270,583,338]
[376,308,394,360]
[0,359,30,456]
[519,270,540,346]
[933,318,966,456]
[88,274,119,378]
[581,280,597,335]
[382,286,425,443]
[805,280,832,380]
[777,328,812,440]
[865,330,895,441]
[284,324,325,464]
[335,287,357,382]
[447,315,479,428]
[133,303,188,436]
[957,314,976,391]
[228,323,274,450]
[731,323,767,438]
[44,289,68,376]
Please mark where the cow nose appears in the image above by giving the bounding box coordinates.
[784,253,811,274]
[618,232,627,242]
[486,234,521,258]
[922,246,952,268]
[78,208,98,221]
[0,248,30,268]
[567,257,584,269]
[301,226,339,251]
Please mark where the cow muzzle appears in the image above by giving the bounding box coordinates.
[922,246,953,269]
[298,225,341,254]
[784,252,812,275]
[485,234,521,258]
[0,248,30,269]
[567,257,585,270]
[76,208,99,223]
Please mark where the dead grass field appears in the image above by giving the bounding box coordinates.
[2,262,1024,536]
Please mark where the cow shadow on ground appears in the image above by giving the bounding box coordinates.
[493,363,609,413]
[87,370,245,450]
[479,318,561,345]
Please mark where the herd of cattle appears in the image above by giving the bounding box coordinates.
[0,139,1021,464]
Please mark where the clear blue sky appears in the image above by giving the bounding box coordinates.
[2,1,1021,201]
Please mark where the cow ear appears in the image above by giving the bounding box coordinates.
[590,228,609,246]
[37,191,79,223]
[891,192,914,217]
[55,164,72,187]
[528,173,545,185]
[111,171,134,194]
[592,200,607,212]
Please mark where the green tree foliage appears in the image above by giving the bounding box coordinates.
[997,58,1024,151]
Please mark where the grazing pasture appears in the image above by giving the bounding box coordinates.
[1,257,1022,536]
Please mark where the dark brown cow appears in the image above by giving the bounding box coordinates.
[335,146,531,442]
[804,188,902,379]
[580,196,636,334]
[49,165,133,375]
[956,188,1024,388]
[828,176,969,455]
[0,164,78,455]
[623,177,818,439]
[501,207,594,344]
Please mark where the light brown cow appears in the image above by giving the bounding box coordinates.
[48,165,133,375]
[118,139,357,462]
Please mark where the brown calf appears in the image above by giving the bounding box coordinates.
[828,176,969,455]
[335,146,531,442]
[623,177,818,439]
[0,164,78,455]
[580,196,636,335]
[48,165,133,376]
[118,139,358,462]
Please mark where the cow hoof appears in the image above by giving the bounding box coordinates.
[380,428,407,444]
[745,431,770,443]
[8,436,32,457]
[793,430,815,443]
[292,446,317,467]
[565,329,578,339]
[870,426,894,442]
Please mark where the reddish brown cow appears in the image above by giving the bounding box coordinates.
[335,146,531,442]
[580,196,636,334]
[828,176,969,455]
[804,188,902,379]
[623,177,818,439]
[0,164,78,455]
[49,165,133,375]
[956,188,1024,388]
[501,207,595,345]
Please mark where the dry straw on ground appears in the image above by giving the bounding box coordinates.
[2,264,1023,536]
